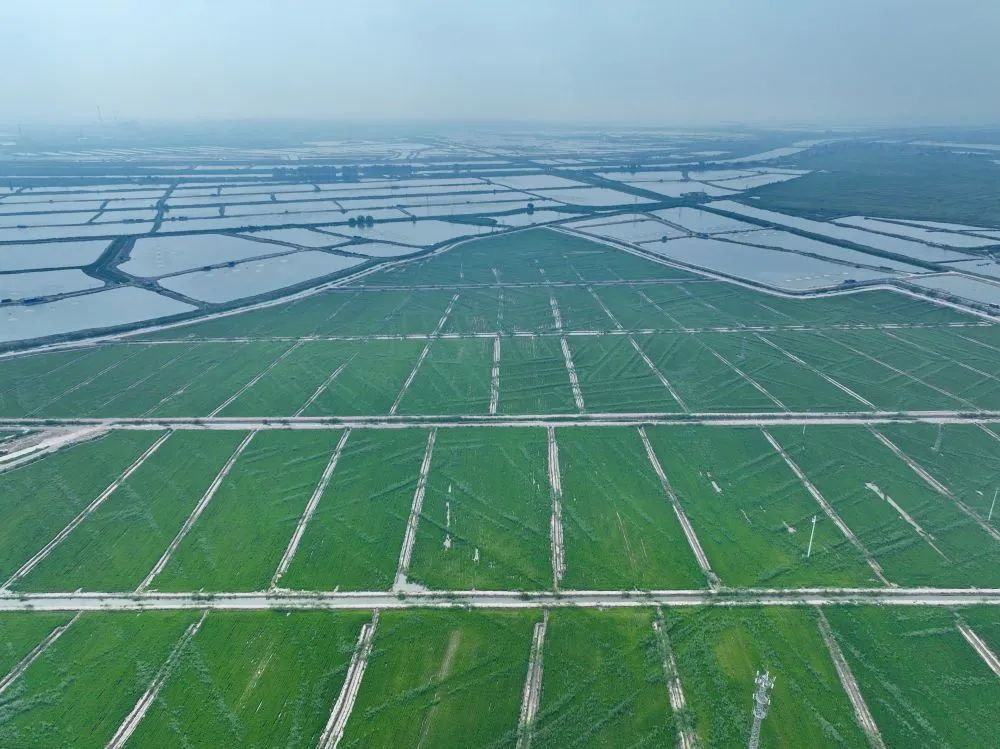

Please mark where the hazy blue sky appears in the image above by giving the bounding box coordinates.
[3,0,999,126]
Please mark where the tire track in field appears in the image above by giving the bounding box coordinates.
[763,429,892,586]
[137,430,257,592]
[816,608,886,749]
[653,607,698,749]
[868,429,1000,544]
[105,610,208,749]
[2,431,173,590]
[317,610,380,749]
[394,429,437,590]
[0,612,81,697]
[389,293,460,416]
[516,610,548,749]
[639,427,719,588]
[270,429,352,589]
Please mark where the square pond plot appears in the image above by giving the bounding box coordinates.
[0,344,147,417]
[395,337,493,415]
[567,335,684,413]
[150,430,346,592]
[219,340,360,417]
[644,426,877,588]
[637,333,778,412]
[556,428,705,590]
[300,339,425,416]
[340,610,535,748]
[126,611,370,749]
[874,423,1000,518]
[769,425,1000,588]
[699,332,868,412]
[532,609,674,748]
[824,606,1000,747]
[14,431,246,593]
[550,286,617,330]
[667,607,869,748]
[496,335,578,415]
[441,286,502,334]
[0,430,162,584]
[499,286,559,334]
[832,328,1000,411]
[761,330,966,413]
[280,429,428,591]
[0,611,197,749]
[147,341,293,417]
[408,428,553,590]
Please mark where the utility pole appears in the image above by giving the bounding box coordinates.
[806,515,817,559]
[989,488,997,523]
[748,670,775,749]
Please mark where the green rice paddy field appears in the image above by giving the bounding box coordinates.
[0,228,997,745]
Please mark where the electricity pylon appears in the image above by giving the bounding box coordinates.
[748,670,776,749]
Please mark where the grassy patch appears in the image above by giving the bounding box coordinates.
[340,609,534,747]
[395,337,493,415]
[496,335,577,414]
[0,613,74,676]
[409,428,552,590]
[558,427,704,589]
[568,335,682,413]
[128,610,369,748]
[281,429,427,591]
[0,431,162,583]
[533,608,673,747]
[668,607,867,748]
[153,430,343,592]
[0,611,196,748]
[15,431,245,592]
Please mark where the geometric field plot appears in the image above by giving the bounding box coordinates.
[0,611,197,748]
[557,427,705,590]
[533,608,674,747]
[408,427,553,590]
[770,425,1000,588]
[0,430,162,585]
[824,606,1000,747]
[126,610,370,749]
[396,337,493,415]
[340,609,535,747]
[568,335,684,413]
[280,428,428,591]
[668,606,870,748]
[15,430,246,592]
[150,430,345,592]
[645,426,878,588]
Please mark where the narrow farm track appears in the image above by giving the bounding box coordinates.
[0,613,81,696]
[546,428,566,587]
[653,608,698,749]
[317,610,380,749]
[956,621,1000,678]
[105,611,208,749]
[394,429,437,590]
[3,410,1000,431]
[816,609,886,749]
[516,610,548,749]
[389,293,460,415]
[0,587,996,612]
[208,339,304,416]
